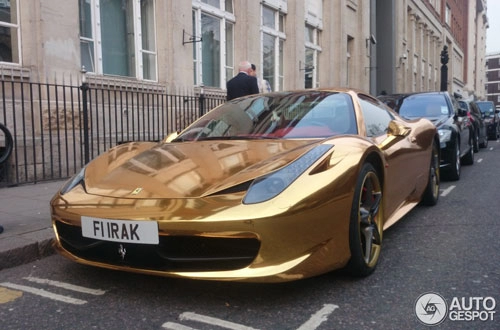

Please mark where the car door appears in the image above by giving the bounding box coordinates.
[357,94,428,220]
[449,95,470,157]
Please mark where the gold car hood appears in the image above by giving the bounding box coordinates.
[83,139,324,199]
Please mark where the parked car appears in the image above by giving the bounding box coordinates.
[471,100,500,140]
[51,88,440,282]
[379,91,473,181]
[458,100,488,151]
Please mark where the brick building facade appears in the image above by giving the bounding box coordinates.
[0,0,489,99]
[485,52,500,108]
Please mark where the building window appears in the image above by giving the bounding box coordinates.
[200,0,233,12]
[192,0,234,88]
[0,0,20,64]
[304,24,321,88]
[79,0,157,81]
[436,0,441,15]
[346,36,354,87]
[262,4,286,91]
[304,0,322,89]
[445,4,451,26]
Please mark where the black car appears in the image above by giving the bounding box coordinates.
[379,91,473,181]
[471,101,500,140]
[459,100,488,151]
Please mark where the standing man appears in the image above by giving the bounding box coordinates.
[226,61,259,101]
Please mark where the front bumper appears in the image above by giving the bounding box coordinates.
[486,122,498,139]
[51,190,352,282]
[439,142,455,170]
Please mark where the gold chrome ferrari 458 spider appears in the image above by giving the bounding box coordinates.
[51,88,440,282]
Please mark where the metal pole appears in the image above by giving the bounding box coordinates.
[199,84,205,118]
[80,68,90,164]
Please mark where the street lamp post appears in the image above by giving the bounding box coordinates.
[440,46,449,92]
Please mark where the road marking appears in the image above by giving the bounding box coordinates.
[162,322,197,330]
[179,312,259,329]
[0,282,87,305]
[23,276,106,295]
[297,304,339,330]
[476,158,483,163]
[0,287,23,304]
[163,304,339,330]
[440,185,455,197]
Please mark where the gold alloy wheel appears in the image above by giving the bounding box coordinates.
[347,163,383,276]
[430,144,440,200]
[358,170,383,267]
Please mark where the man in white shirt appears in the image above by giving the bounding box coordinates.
[250,64,272,93]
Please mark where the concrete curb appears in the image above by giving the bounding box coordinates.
[0,229,56,271]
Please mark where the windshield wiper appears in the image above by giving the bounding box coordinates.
[196,135,278,141]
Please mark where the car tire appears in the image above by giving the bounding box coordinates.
[480,132,488,148]
[421,142,440,206]
[346,163,383,277]
[446,139,461,181]
[473,129,479,153]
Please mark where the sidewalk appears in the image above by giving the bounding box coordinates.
[0,180,65,270]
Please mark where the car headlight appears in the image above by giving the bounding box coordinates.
[243,145,333,204]
[60,167,86,195]
[438,128,452,143]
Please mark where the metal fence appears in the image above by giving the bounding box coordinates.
[0,74,226,187]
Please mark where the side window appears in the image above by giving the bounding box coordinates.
[358,93,394,137]
[449,96,460,115]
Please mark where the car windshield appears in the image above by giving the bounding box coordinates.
[397,94,449,119]
[173,91,357,141]
[458,101,468,110]
[475,102,494,117]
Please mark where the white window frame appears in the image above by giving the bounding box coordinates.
[261,3,287,91]
[304,0,322,89]
[445,4,451,26]
[435,0,441,15]
[79,0,158,81]
[192,0,235,88]
[0,0,21,65]
[261,0,288,12]
[304,24,322,89]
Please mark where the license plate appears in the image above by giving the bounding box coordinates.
[81,216,159,244]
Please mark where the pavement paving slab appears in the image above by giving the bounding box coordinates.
[0,180,65,270]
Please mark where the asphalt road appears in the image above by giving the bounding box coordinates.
[1,143,499,330]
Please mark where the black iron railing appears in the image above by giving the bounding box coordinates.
[0,75,226,186]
